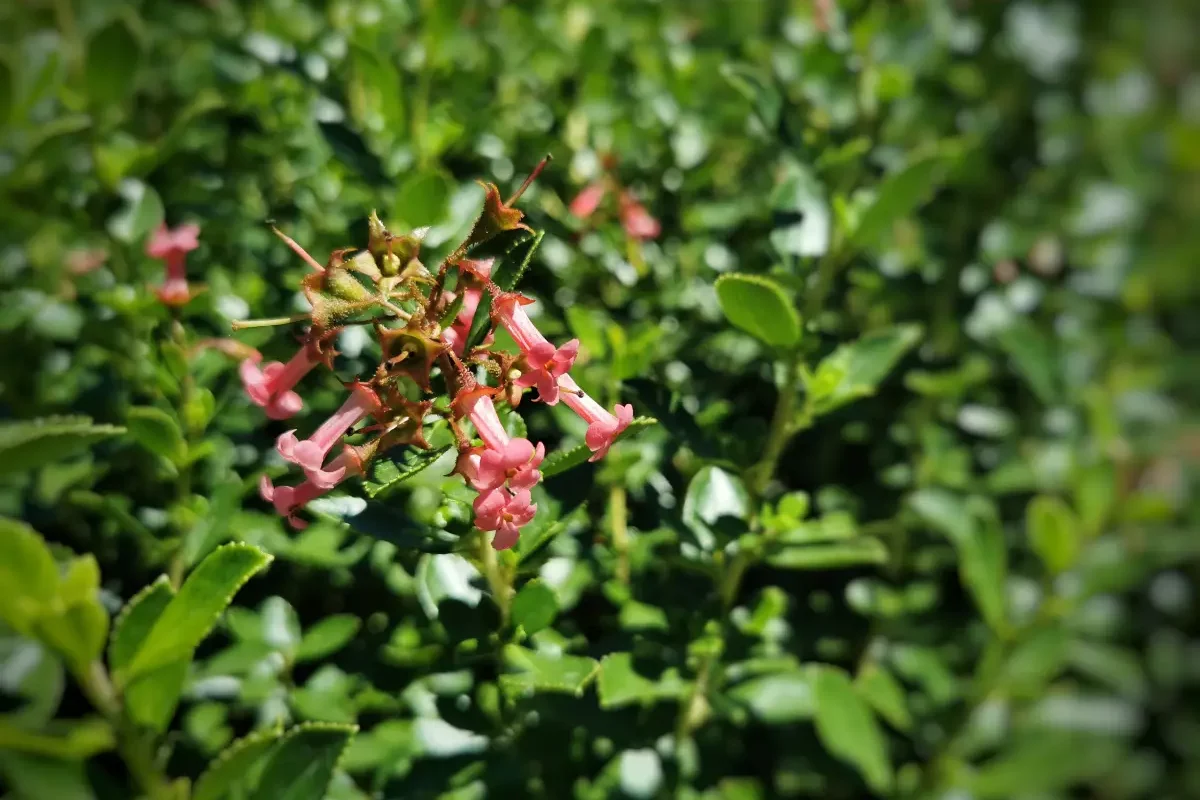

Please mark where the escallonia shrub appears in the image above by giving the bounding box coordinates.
[237,163,633,548]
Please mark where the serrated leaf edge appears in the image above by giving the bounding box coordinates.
[106,574,174,669]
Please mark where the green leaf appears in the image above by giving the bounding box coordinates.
[965,732,1124,797]
[714,273,801,347]
[542,417,662,479]
[249,722,356,800]
[766,538,888,570]
[719,62,781,129]
[84,19,141,107]
[1067,640,1149,701]
[1027,495,1081,574]
[108,576,173,671]
[193,725,285,800]
[0,718,114,760]
[539,416,658,478]
[808,324,923,414]
[596,653,688,710]
[909,490,1007,632]
[852,148,953,248]
[510,580,558,636]
[854,663,912,732]
[491,228,545,292]
[812,666,893,793]
[393,170,452,227]
[625,379,721,460]
[0,417,125,477]
[681,465,749,550]
[106,179,164,244]
[729,672,814,724]
[995,319,1059,404]
[295,615,362,663]
[363,445,453,498]
[461,229,544,351]
[0,752,96,800]
[108,576,187,733]
[0,518,59,631]
[347,44,404,136]
[498,645,600,700]
[126,407,186,463]
[0,59,13,128]
[31,556,108,673]
[119,544,271,685]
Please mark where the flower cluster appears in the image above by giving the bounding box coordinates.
[237,169,634,548]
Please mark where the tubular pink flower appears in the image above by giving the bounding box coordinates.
[276,383,380,485]
[473,487,537,550]
[619,192,661,240]
[147,223,201,306]
[459,392,510,452]
[474,438,545,493]
[570,183,607,219]
[442,284,493,356]
[494,294,579,405]
[558,374,634,461]
[260,449,359,529]
[240,346,321,420]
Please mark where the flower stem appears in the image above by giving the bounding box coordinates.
[475,530,512,625]
[609,484,630,584]
[749,348,803,502]
[230,313,311,330]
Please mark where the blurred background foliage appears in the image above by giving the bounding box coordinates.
[1,0,1199,798]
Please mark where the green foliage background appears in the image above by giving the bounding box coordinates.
[2,0,1199,798]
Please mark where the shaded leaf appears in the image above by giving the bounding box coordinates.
[729,672,814,724]
[812,666,893,793]
[296,615,362,663]
[498,645,599,699]
[192,725,284,800]
[510,580,558,636]
[596,653,688,710]
[0,417,124,477]
[249,722,356,800]
[1027,495,1081,574]
[766,538,888,570]
[84,20,140,107]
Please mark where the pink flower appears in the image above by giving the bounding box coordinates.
[474,438,545,493]
[570,183,608,219]
[276,383,380,487]
[260,448,359,529]
[558,374,634,461]
[240,346,321,420]
[619,192,661,240]
[493,294,579,405]
[473,487,537,550]
[457,391,511,452]
[147,223,201,306]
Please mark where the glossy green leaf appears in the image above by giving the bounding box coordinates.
[812,666,893,793]
[0,718,114,760]
[107,575,187,731]
[596,653,688,710]
[730,672,814,724]
[808,324,923,414]
[852,148,953,247]
[909,489,1007,632]
[1027,495,1081,574]
[296,615,362,663]
[510,580,558,636]
[364,445,453,498]
[714,273,801,347]
[498,645,600,699]
[0,518,59,631]
[248,722,356,800]
[854,663,912,732]
[192,725,285,800]
[0,417,125,477]
[766,538,888,570]
[126,406,186,463]
[106,179,164,244]
[539,416,658,478]
[120,544,271,685]
[681,465,749,550]
[995,319,1059,404]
